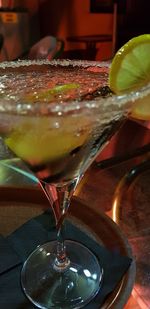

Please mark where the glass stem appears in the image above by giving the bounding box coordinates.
[40,178,79,271]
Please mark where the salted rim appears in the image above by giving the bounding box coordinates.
[0,59,110,69]
[0,59,149,116]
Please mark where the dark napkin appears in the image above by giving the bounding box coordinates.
[0,210,132,308]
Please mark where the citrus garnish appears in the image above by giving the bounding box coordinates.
[5,117,89,163]
[24,83,80,102]
[130,94,150,120]
[109,34,150,120]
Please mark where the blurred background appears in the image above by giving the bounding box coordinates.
[0,0,149,62]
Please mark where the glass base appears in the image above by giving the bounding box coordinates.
[21,240,103,309]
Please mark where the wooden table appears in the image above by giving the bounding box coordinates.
[67,34,112,60]
[76,161,150,309]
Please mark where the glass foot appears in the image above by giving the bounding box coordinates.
[21,240,103,309]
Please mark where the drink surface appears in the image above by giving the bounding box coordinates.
[0,62,109,104]
[0,61,125,183]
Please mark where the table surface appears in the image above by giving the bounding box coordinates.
[0,120,149,309]
[77,161,150,309]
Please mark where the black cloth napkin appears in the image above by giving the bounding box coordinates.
[0,210,132,308]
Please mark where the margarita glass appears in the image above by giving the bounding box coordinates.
[0,59,146,309]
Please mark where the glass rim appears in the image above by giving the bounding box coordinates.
[0,59,149,116]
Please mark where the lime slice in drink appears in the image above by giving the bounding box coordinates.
[5,117,90,164]
[109,34,150,120]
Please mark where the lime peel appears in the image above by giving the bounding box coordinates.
[109,34,150,94]
[24,83,80,102]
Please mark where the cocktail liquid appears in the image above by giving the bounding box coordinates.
[0,62,124,183]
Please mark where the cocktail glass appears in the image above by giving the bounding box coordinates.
[0,59,147,309]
